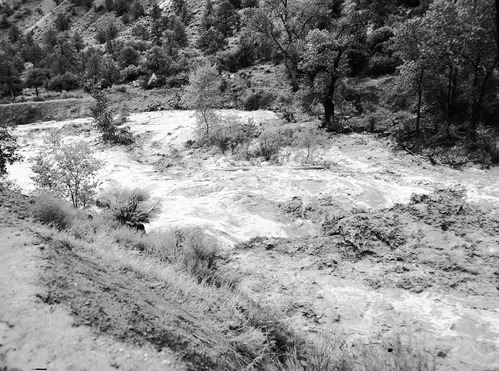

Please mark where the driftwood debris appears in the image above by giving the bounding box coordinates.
[404,147,416,156]
[216,166,327,172]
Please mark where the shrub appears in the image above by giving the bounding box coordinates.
[365,54,400,77]
[131,1,145,20]
[145,228,222,283]
[242,90,275,111]
[346,46,369,77]
[119,65,144,83]
[118,45,139,68]
[105,0,114,11]
[110,225,150,251]
[0,14,11,29]
[476,124,499,162]
[70,0,93,9]
[197,27,227,55]
[209,116,258,154]
[257,125,294,162]
[344,106,399,133]
[293,127,328,163]
[97,187,159,229]
[170,228,218,278]
[367,26,395,54]
[54,12,71,31]
[46,73,80,92]
[70,211,113,241]
[242,0,258,7]
[131,23,149,40]
[95,28,107,44]
[30,192,75,230]
[216,42,254,72]
[114,0,129,16]
[106,22,119,40]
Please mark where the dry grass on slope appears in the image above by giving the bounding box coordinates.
[25,191,437,371]
[29,195,318,370]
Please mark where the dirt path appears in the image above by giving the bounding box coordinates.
[0,189,180,371]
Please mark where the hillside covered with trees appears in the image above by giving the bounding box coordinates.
[1,0,498,162]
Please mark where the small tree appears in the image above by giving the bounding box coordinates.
[184,64,223,138]
[0,54,24,101]
[171,0,191,24]
[200,0,216,30]
[293,126,327,163]
[54,12,71,31]
[91,91,134,144]
[106,22,119,40]
[32,134,103,208]
[197,27,227,55]
[21,33,46,97]
[25,68,48,96]
[100,56,119,87]
[132,1,145,20]
[0,126,22,177]
[214,0,239,37]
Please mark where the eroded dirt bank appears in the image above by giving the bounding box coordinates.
[0,187,181,371]
[5,110,499,370]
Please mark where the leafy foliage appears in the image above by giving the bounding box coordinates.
[394,0,498,144]
[293,126,327,163]
[0,126,22,176]
[184,64,223,138]
[91,91,134,145]
[0,52,23,100]
[209,116,258,154]
[31,132,103,208]
[257,125,294,161]
[98,187,159,229]
[30,192,75,230]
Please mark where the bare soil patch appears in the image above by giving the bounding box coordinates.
[37,237,229,371]
[0,187,181,371]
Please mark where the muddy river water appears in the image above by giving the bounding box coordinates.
[7,110,499,371]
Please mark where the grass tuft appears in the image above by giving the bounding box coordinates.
[30,193,75,230]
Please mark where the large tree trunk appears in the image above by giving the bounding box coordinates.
[470,59,497,145]
[322,72,338,131]
[290,70,299,92]
[415,69,424,138]
[285,59,299,92]
[322,97,334,131]
[469,62,480,146]
[322,52,344,131]
[496,0,499,60]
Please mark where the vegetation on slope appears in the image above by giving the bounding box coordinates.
[15,182,436,370]
[0,0,497,163]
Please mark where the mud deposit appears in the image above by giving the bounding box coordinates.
[6,110,499,370]
[228,189,499,371]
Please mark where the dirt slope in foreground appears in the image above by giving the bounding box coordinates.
[0,187,181,371]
